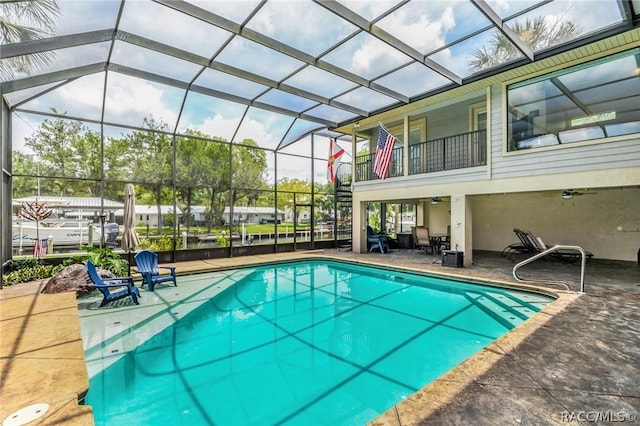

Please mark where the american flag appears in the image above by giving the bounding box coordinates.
[373,124,397,180]
[33,239,47,257]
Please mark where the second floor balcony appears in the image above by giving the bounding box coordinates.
[355,130,487,182]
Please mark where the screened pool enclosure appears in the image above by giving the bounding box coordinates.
[2,0,638,264]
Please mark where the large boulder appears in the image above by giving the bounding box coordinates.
[41,263,115,296]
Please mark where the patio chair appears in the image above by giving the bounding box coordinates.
[367,226,390,253]
[134,250,177,291]
[414,226,434,254]
[86,260,141,308]
[438,225,451,252]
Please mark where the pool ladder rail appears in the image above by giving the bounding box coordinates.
[512,245,588,293]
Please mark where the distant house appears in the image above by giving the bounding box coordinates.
[226,206,284,225]
[284,207,310,224]
[186,206,284,226]
[114,205,182,227]
[185,206,207,226]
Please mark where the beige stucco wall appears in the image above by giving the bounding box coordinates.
[472,186,640,262]
[352,181,639,262]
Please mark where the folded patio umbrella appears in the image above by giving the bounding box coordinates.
[122,183,140,274]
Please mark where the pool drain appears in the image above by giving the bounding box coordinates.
[2,403,49,426]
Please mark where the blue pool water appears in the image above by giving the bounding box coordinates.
[86,260,553,425]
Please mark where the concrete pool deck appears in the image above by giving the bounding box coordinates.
[1,249,638,425]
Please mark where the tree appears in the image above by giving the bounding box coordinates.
[276,177,312,223]
[23,115,99,196]
[71,128,102,196]
[11,151,39,198]
[104,135,136,188]
[127,117,174,234]
[231,139,268,208]
[16,116,141,201]
[314,193,334,223]
[0,0,60,80]
[469,14,581,72]
[176,130,230,232]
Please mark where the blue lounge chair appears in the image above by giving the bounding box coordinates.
[86,260,140,307]
[134,250,177,291]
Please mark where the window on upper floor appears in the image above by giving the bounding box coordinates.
[507,48,640,152]
[470,103,487,132]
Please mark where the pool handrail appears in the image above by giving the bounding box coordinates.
[512,245,587,293]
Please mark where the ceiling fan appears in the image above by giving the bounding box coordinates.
[542,189,596,199]
[561,189,596,199]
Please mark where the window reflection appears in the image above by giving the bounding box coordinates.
[507,48,640,151]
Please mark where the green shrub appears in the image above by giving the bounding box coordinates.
[215,231,230,247]
[154,235,176,251]
[2,247,129,287]
[2,262,62,287]
[138,235,175,251]
[138,237,152,250]
[65,246,129,276]
[4,258,40,273]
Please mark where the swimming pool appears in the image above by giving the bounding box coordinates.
[84,259,553,425]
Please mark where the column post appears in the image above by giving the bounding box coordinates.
[449,195,473,266]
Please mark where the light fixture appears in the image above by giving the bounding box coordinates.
[431,197,441,205]
[562,191,574,200]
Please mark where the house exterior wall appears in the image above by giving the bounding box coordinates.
[489,83,640,181]
[471,187,640,262]
[424,95,485,141]
[350,36,640,262]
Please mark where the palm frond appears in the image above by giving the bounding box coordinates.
[2,0,59,33]
[468,11,582,73]
[468,46,497,71]
[0,1,60,79]
[1,21,46,43]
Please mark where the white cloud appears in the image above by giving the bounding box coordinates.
[14,73,104,121]
[103,74,180,127]
[485,0,512,14]
[245,0,355,56]
[196,114,242,142]
[338,0,399,21]
[383,6,455,54]
[350,36,408,75]
[217,37,303,82]
[119,0,230,57]
[190,0,262,25]
[36,73,104,119]
[234,115,276,147]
